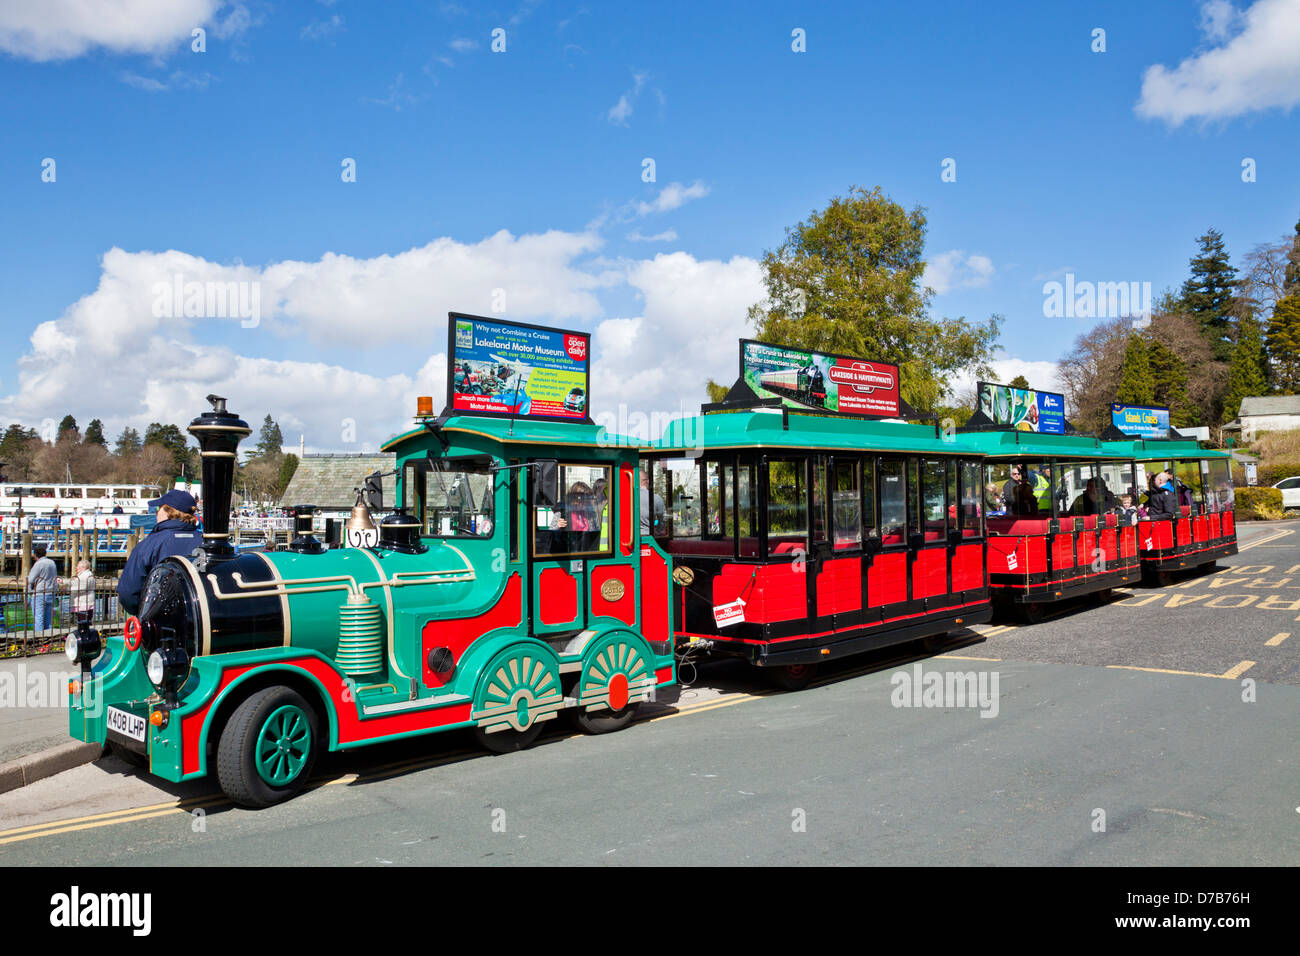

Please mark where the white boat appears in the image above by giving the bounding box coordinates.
[0,483,161,532]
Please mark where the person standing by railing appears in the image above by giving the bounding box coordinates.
[27,543,57,635]
[71,559,95,625]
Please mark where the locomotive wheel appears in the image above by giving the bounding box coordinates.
[769,663,818,691]
[217,687,320,809]
[571,702,639,735]
[473,723,543,754]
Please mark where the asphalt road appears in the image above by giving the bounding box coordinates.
[1,521,1297,865]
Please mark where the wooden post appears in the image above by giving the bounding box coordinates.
[91,528,99,570]
[70,534,80,577]
[126,531,138,556]
[20,531,32,581]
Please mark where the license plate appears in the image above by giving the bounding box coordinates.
[106,706,146,743]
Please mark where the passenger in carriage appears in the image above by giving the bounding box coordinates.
[1012,480,1039,516]
[984,483,1006,515]
[1069,478,1100,516]
[1145,471,1180,519]
[548,482,596,552]
[1001,464,1024,504]
[1118,493,1141,524]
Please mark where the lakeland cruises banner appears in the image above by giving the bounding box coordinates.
[1111,403,1170,438]
[741,339,901,417]
[977,381,1066,434]
[447,314,590,421]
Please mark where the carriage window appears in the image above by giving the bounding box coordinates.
[879,459,906,542]
[907,459,921,535]
[946,461,958,532]
[532,464,610,556]
[654,458,698,538]
[1204,458,1233,513]
[1098,460,1134,516]
[767,457,808,555]
[737,460,759,555]
[1174,459,1204,510]
[1058,461,1099,517]
[960,461,982,534]
[409,458,496,538]
[705,460,731,539]
[811,457,827,544]
[831,459,861,550]
[862,458,877,540]
[922,459,946,536]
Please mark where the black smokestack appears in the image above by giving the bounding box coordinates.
[187,394,250,559]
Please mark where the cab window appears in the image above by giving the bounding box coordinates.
[533,464,611,556]
[405,457,495,537]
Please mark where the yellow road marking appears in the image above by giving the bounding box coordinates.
[1220,660,1256,680]
[652,696,755,720]
[1238,529,1293,552]
[940,655,1003,662]
[1266,632,1291,646]
[0,795,229,846]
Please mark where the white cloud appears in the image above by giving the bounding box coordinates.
[605,70,652,125]
[634,181,709,217]
[0,0,233,61]
[0,232,609,449]
[120,69,213,92]
[301,14,344,42]
[626,229,679,242]
[952,359,1064,402]
[923,250,995,295]
[448,36,478,52]
[1136,0,1300,125]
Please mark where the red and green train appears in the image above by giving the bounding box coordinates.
[67,370,1238,807]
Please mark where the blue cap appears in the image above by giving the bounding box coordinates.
[149,489,197,513]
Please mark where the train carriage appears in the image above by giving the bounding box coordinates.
[1101,437,1237,583]
[960,430,1143,622]
[647,407,991,688]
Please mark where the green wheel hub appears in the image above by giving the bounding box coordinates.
[254,704,313,787]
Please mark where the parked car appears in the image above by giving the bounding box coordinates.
[1272,476,1300,510]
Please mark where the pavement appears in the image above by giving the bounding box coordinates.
[0,518,1295,864]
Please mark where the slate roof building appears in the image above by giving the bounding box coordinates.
[278,453,397,512]
[1222,395,1300,443]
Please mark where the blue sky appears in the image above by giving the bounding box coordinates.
[0,0,1297,450]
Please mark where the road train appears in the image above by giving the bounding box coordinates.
[67,352,1238,807]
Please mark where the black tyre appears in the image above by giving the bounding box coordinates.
[216,687,320,808]
[570,702,639,735]
[472,723,543,753]
[1015,602,1044,625]
[769,663,818,691]
[920,631,950,653]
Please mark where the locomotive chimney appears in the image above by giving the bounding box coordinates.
[187,394,250,560]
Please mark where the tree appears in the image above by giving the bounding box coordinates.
[1240,238,1295,319]
[1007,374,1030,389]
[0,424,41,480]
[1268,295,1300,393]
[1148,340,1198,427]
[114,426,142,457]
[1286,214,1300,297]
[745,185,1001,411]
[143,422,191,477]
[1221,315,1268,422]
[1116,336,1154,405]
[277,453,300,499]
[83,419,107,447]
[1180,228,1239,362]
[1058,318,1131,435]
[254,414,284,461]
[57,415,78,439]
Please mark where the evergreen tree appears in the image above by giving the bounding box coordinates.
[277,453,300,497]
[143,422,191,476]
[83,419,107,447]
[57,414,78,439]
[1180,228,1239,363]
[1285,215,1300,297]
[1267,294,1300,393]
[1148,341,1198,427]
[1222,316,1268,421]
[114,426,142,457]
[1007,374,1031,389]
[1115,336,1154,405]
[254,414,284,460]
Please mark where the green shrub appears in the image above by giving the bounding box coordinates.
[1258,461,1300,487]
[1234,486,1284,520]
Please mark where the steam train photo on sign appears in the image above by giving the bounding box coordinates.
[65,314,1237,807]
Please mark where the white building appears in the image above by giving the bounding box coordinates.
[1222,395,1300,443]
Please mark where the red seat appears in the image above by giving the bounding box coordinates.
[986,517,1052,535]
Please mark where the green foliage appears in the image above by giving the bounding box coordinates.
[1285,215,1300,296]
[933,404,973,426]
[143,422,191,476]
[114,426,142,457]
[1266,294,1300,393]
[1147,340,1197,427]
[1116,336,1154,405]
[1007,374,1030,389]
[57,415,78,439]
[83,419,107,447]
[1180,228,1239,363]
[0,424,41,479]
[705,380,730,404]
[277,453,299,498]
[1222,316,1268,422]
[1234,486,1283,520]
[254,414,284,460]
[746,185,1001,412]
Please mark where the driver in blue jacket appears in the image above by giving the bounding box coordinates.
[117,490,204,616]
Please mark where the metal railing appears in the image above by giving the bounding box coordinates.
[0,579,127,658]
